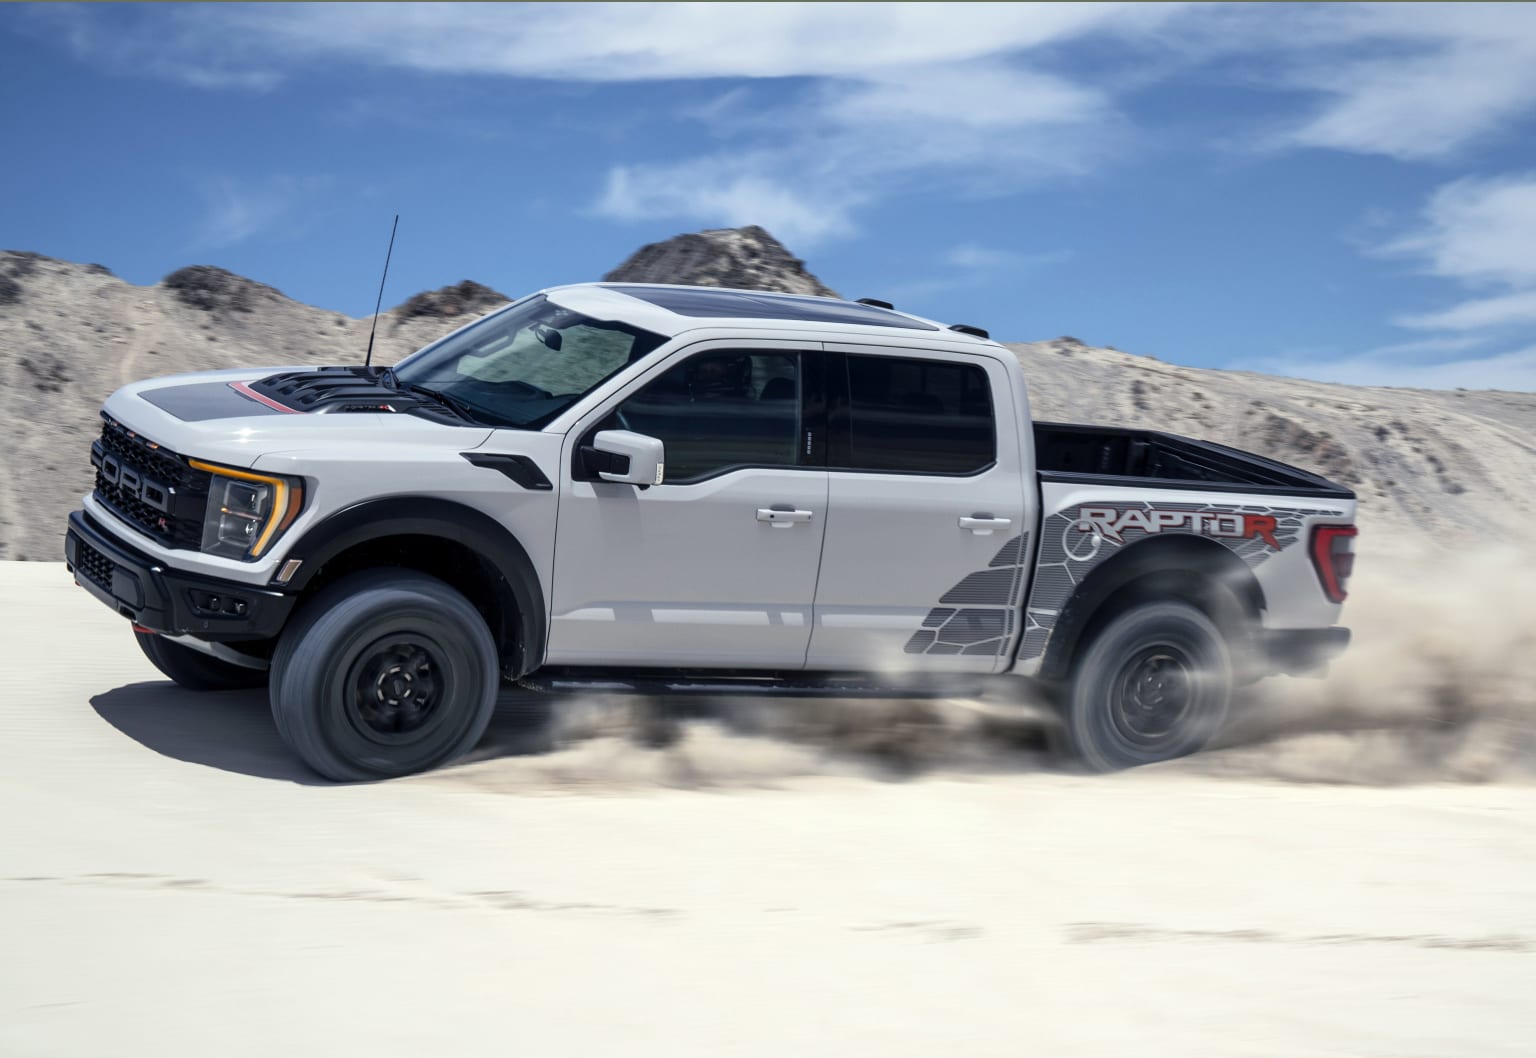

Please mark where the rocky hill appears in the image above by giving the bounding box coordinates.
[604,225,837,296]
[1,234,1533,562]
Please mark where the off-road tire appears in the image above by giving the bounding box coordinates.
[1061,601,1232,771]
[270,570,498,782]
[135,630,268,691]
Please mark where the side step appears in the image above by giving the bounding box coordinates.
[516,669,1006,700]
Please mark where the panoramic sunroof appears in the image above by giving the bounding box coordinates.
[605,285,940,331]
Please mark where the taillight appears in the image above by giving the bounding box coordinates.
[1310,524,1357,604]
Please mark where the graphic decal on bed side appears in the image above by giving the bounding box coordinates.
[1014,500,1343,663]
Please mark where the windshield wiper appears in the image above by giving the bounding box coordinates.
[402,383,483,424]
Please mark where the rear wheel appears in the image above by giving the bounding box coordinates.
[270,570,499,782]
[134,630,267,691]
[1061,601,1231,771]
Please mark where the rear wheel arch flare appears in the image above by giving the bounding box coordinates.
[1038,534,1265,683]
[278,497,546,678]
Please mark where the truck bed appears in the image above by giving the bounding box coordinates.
[1033,422,1354,498]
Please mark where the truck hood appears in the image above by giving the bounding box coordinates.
[102,366,496,468]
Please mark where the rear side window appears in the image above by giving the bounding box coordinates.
[833,354,995,474]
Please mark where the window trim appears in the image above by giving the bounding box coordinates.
[825,350,998,478]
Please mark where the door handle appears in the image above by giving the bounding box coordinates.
[757,506,815,528]
[959,514,1012,535]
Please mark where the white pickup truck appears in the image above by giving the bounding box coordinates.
[65,284,1357,780]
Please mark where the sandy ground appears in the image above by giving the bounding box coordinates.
[2,560,1534,1057]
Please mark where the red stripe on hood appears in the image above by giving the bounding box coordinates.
[229,381,304,414]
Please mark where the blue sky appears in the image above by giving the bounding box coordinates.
[4,2,1536,390]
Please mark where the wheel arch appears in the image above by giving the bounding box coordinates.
[1036,534,1266,684]
[277,497,546,679]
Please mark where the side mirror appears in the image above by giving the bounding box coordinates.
[583,430,665,486]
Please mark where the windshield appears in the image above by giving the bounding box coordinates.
[392,294,668,428]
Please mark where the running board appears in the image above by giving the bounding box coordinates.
[516,670,1005,700]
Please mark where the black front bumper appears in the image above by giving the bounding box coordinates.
[1263,626,1351,676]
[64,510,295,642]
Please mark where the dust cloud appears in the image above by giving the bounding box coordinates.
[1202,543,1536,784]
[435,544,1536,793]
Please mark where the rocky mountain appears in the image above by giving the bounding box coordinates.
[604,225,838,296]
[1,235,1534,563]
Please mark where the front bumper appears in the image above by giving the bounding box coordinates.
[64,509,295,642]
[1263,627,1350,677]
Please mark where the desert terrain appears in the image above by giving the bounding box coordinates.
[2,229,1534,1055]
[2,558,1534,1057]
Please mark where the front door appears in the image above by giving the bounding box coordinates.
[546,342,826,669]
[807,347,1031,673]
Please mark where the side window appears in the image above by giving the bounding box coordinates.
[835,354,995,474]
[607,351,802,482]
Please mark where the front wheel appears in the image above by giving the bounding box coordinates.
[1061,601,1232,771]
[269,570,499,782]
[135,630,268,691]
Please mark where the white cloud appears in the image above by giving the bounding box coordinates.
[201,2,1173,82]
[1276,45,1536,161]
[946,245,1025,271]
[595,163,856,246]
[25,4,283,90]
[823,63,1109,130]
[589,57,1124,239]
[33,2,1536,170]
[1247,345,1536,392]
[23,2,1174,89]
[1232,4,1536,160]
[1372,174,1536,373]
[36,3,1163,240]
[190,175,331,249]
[944,244,1071,271]
[1396,291,1536,332]
[1331,172,1536,390]
[33,2,1536,239]
[1379,174,1536,288]
[1353,335,1490,361]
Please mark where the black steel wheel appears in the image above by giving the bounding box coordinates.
[270,570,499,782]
[347,635,446,740]
[1061,601,1231,771]
[134,629,267,691]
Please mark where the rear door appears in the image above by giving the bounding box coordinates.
[806,347,1031,673]
[546,341,827,669]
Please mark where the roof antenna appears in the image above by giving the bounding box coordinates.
[364,213,399,370]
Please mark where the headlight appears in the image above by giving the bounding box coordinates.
[189,460,305,560]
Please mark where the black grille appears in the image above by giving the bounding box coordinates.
[74,536,115,591]
[92,415,211,550]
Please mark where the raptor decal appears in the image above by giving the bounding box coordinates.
[1015,499,1344,665]
[1075,505,1281,549]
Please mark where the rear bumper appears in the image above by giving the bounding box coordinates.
[1263,626,1350,676]
[64,509,295,642]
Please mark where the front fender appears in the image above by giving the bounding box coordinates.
[279,496,547,676]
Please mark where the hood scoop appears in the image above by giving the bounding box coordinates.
[241,366,458,422]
